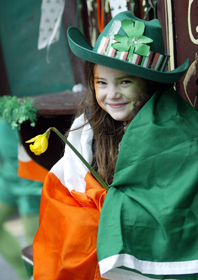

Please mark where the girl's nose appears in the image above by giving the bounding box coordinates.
[107,84,122,99]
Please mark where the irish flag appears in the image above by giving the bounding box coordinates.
[33,114,107,280]
[97,88,198,280]
[33,88,198,280]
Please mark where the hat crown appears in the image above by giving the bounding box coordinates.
[67,10,189,83]
[93,11,165,55]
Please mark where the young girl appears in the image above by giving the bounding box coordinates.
[32,11,198,280]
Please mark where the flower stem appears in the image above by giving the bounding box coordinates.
[51,127,109,191]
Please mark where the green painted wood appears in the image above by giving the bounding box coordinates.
[0,0,75,97]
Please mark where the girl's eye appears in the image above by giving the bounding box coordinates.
[95,80,107,86]
[121,80,132,85]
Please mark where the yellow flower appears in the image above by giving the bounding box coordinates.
[25,127,109,191]
[26,131,49,155]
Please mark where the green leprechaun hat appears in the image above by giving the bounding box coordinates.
[67,11,189,84]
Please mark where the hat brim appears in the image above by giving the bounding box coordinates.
[67,27,189,84]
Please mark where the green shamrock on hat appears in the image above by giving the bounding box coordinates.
[112,19,153,61]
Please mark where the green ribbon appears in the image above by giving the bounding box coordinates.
[112,20,153,60]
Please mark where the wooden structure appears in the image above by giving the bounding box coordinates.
[157,0,198,110]
[19,91,85,170]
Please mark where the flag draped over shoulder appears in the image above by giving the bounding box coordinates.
[97,88,198,280]
[33,114,107,280]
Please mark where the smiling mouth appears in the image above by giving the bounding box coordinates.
[108,103,128,109]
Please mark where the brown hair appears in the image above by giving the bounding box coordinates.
[73,62,170,186]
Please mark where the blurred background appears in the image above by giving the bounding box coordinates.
[0,212,25,280]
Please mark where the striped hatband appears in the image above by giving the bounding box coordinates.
[97,36,170,72]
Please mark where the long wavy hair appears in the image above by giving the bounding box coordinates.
[73,62,171,186]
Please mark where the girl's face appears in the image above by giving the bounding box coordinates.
[94,64,148,123]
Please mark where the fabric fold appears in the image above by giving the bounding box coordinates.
[33,115,107,280]
[97,88,198,280]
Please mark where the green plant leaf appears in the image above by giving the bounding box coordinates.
[0,96,37,129]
